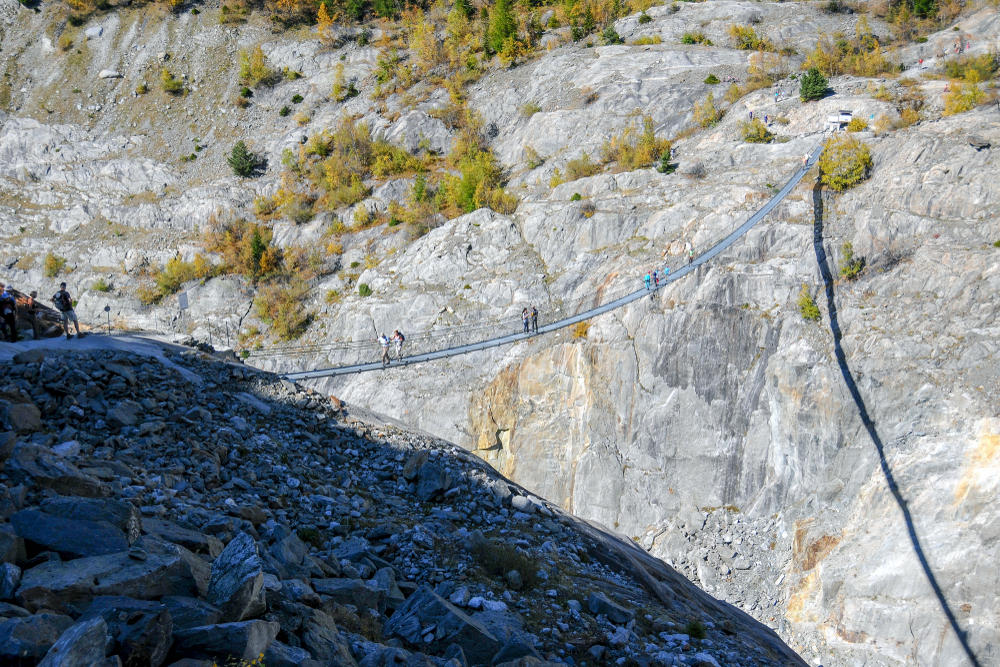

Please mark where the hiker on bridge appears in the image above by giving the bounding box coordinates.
[379,333,391,366]
[530,306,538,333]
[644,272,652,290]
[391,329,405,359]
[522,308,530,333]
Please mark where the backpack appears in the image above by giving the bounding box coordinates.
[0,296,13,317]
[54,291,71,312]
[397,332,404,342]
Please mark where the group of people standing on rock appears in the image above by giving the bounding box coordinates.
[0,281,81,342]
[521,306,538,334]
[378,329,405,366]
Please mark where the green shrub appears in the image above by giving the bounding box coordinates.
[523,146,543,169]
[602,26,623,45]
[704,73,720,84]
[254,279,312,341]
[838,242,865,280]
[291,93,304,103]
[160,69,185,95]
[569,192,582,201]
[681,32,711,45]
[819,135,872,191]
[204,216,282,281]
[804,18,893,77]
[942,53,998,83]
[740,118,773,143]
[638,11,652,24]
[239,86,253,98]
[943,81,985,116]
[564,153,602,181]
[728,24,772,51]
[358,283,373,297]
[798,284,820,321]
[692,93,723,127]
[91,277,113,292]
[279,106,291,117]
[656,150,675,173]
[332,62,360,102]
[600,116,671,170]
[846,117,868,132]
[154,254,215,298]
[631,35,662,45]
[227,140,263,177]
[684,620,708,640]
[519,101,542,116]
[799,67,828,101]
[239,46,277,87]
[43,252,67,278]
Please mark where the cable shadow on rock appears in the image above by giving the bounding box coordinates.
[810,179,981,667]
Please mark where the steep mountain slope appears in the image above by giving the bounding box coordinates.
[0,339,808,664]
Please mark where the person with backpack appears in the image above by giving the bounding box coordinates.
[643,272,652,290]
[521,308,530,334]
[378,333,391,366]
[52,282,81,339]
[530,306,538,333]
[391,329,405,359]
[0,284,17,342]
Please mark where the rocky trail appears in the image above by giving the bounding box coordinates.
[0,340,805,665]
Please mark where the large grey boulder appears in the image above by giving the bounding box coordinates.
[265,640,322,667]
[206,532,264,622]
[586,591,634,624]
[171,620,279,661]
[82,596,173,667]
[0,612,74,662]
[162,596,221,631]
[300,608,357,666]
[269,533,309,569]
[144,518,224,558]
[16,549,198,613]
[11,508,130,557]
[138,536,211,598]
[383,585,501,663]
[371,567,405,610]
[38,617,111,667]
[415,461,451,502]
[5,444,108,497]
[312,577,386,613]
[40,496,142,543]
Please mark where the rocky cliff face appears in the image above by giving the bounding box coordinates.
[1,0,999,664]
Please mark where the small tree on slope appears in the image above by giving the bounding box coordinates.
[800,67,828,101]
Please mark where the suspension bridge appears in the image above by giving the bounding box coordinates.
[262,146,822,380]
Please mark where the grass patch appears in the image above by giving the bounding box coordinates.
[469,538,540,590]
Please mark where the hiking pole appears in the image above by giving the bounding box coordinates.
[104,305,111,335]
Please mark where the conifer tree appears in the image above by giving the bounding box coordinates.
[487,0,516,54]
